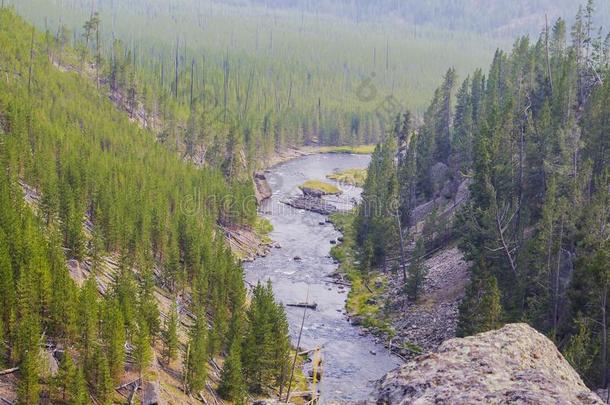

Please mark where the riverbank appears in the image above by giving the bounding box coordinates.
[328,206,471,362]
[239,146,374,262]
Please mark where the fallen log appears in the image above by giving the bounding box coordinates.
[0,367,18,376]
[115,377,141,391]
[127,381,139,405]
[286,302,318,310]
[0,396,15,405]
[325,279,351,287]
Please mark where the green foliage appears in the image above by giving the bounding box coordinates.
[17,347,40,405]
[163,300,179,364]
[101,297,126,382]
[405,238,427,301]
[241,281,290,394]
[355,138,399,265]
[185,311,208,393]
[13,0,505,170]
[457,269,503,337]
[0,10,290,401]
[218,340,246,404]
[133,316,153,376]
[326,168,367,187]
[299,180,342,195]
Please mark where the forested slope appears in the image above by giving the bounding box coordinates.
[11,0,500,167]
[0,9,293,404]
[355,0,610,390]
[230,0,610,35]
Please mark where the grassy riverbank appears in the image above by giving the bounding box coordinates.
[329,212,395,337]
[327,168,367,187]
[314,145,376,154]
[299,180,342,195]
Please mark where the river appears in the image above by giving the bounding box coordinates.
[243,153,400,403]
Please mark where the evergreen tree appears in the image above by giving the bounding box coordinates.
[54,351,76,403]
[406,238,427,301]
[78,276,99,358]
[101,297,126,382]
[17,345,40,405]
[457,266,503,337]
[218,340,246,404]
[184,310,208,393]
[132,316,153,377]
[163,300,179,364]
[95,351,114,405]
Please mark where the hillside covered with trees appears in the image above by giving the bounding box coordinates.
[0,8,294,404]
[355,0,610,390]
[10,0,502,169]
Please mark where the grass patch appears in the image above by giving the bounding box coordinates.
[329,211,395,338]
[299,180,342,195]
[254,217,273,241]
[315,144,376,154]
[327,168,367,187]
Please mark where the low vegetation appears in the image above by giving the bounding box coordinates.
[315,145,376,155]
[327,168,367,187]
[299,180,342,195]
[329,212,395,337]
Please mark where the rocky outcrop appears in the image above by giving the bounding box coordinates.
[376,323,603,404]
[283,195,338,215]
[385,247,470,359]
[254,171,273,203]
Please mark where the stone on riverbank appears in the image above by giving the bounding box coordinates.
[375,323,603,404]
[283,195,337,215]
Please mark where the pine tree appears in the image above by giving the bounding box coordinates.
[0,229,14,345]
[71,366,89,405]
[270,300,291,391]
[78,276,99,358]
[96,352,114,405]
[163,300,179,364]
[54,351,76,402]
[241,282,275,393]
[133,316,153,377]
[138,255,160,340]
[406,238,427,301]
[457,266,503,337]
[218,340,246,404]
[17,347,40,405]
[184,310,208,393]
[101,297,125,382]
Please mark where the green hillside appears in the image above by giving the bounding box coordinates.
[0,9,291,404]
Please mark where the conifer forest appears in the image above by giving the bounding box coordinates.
[0,0,609,404]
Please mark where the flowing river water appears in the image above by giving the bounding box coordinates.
[244,153,400,403]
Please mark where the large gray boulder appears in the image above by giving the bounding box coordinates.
[375,323,603,404]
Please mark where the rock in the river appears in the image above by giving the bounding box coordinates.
[253,171,272,203]
[283,196,337,215]
[375,323,603,404]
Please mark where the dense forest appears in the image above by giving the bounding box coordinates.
[355,0,610,390]
[0,8,293,404]
[10,0,502,169]
[227,0,610,35]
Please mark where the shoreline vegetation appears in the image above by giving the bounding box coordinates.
[329,212,395,337]
[299,180,342,196]
[326,168,368,187]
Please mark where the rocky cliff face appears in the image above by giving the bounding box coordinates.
[375,323,603,404]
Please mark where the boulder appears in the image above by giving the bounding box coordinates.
[253,171,272,203]
[375,323,603,404]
